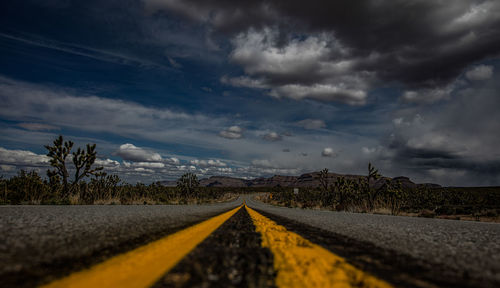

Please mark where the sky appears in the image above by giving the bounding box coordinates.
[0,0,499,186]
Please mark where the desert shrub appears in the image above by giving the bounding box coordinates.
[1,170,55,204]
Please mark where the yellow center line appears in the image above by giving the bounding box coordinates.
[245,205,393,288]
[41,205,242,288]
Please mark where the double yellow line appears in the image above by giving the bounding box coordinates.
[246,206,392,288]
[42,204,392,288]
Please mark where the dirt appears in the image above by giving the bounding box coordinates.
[154,208,276,288]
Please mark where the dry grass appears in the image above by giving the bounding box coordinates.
[93,198,121,205]
[68,193,80,205]
[372,207,392,215]
[129,197,160,205]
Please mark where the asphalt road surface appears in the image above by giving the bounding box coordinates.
[1,195,499,287]
[0,199,243,287]
[246,196,500,287]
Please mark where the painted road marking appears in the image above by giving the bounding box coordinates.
[246,205,393,288]
[41,205,242,288]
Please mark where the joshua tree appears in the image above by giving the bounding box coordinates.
[361,162,382,211]
[334,176,357,211]
[317,168,334,207]
[385,180,404,215]
[177,172,199,197]
[318,168,329,191]
[45,135,103,198]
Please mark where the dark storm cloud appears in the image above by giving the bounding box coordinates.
[391,144,459,161]
[146,0,500,102]
[270,0,500,87]
[376,72,500,185]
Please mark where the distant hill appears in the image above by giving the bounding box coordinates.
[159,172,440,189]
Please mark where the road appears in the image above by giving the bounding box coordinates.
[246,196,500,287]
[1,195,499,287]
[0,199,242,287]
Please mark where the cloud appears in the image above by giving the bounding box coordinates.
[0,147,49,167]
[169,157,180,165]
[0,144,188,184]
[155,1,500,103]
[268,84,366,105]
[0,77,193,133]
[167,57,182,68]
[133,167,154,173]
[115,144,163,162]
[224,27,370,105]
[221,76,269,89]
[0,76,238,152]
[248,159,304,175]
[0,146,124,177]
[401,86,453,104]
[321,147,335,157]
[0,164,15,171]
[466,65,494,81]
[190,159,227,168]
[251,159,274,168]
[94,158,121,169]
[143,0,276,34]
[362,147,377,155]
[17,123,59,131]
[382,73,500,185]
[123,161,165,169]
[262,132,282,141]
[219,125,243,139]
[295,119,326,130]
[0,32,166,69]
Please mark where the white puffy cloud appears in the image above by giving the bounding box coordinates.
[169,157,180,165]
[94,158,120,169]
[321,147,335,157]
[465,65,494,81]
[190,159,227,167]
[219,125,243,139]
[115,144,162,162]
[392,118,406,126]
[217,167,232,173]
[124,161,165,169]
[262,132,282,141]
[133,167,154,173]
[231,28,342,77]
[177,165,197,171]
[225,27,370,105]
[0,147,50,167]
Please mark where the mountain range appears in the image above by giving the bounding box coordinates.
[160,171,441,189]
